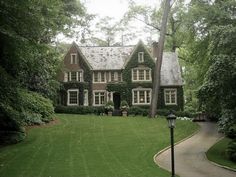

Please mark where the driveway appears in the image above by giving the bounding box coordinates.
[155,122,236,177]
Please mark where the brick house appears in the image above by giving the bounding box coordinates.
[57,41,184,110]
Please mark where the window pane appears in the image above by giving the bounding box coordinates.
[111,72,114,81]
[171,91,176,103]
[139,91,145,103]
[138,52,144,62]
[146,70,150,80]
[94,72,98,82]
[69,91,78,104]
[118,72,122,81]
[101,72,105,82]
[71,72,77,81]
[95,92,99,104]
[165,91,170,104]
[133,70,137,80]
[139,70,144,80]
[100,92,105,104]
[146,91,151,103]
[133,91,137,103]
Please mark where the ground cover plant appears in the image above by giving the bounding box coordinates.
[207,137,236,170]
[0,114,198,177]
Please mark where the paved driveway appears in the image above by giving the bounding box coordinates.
[155,122,236,177]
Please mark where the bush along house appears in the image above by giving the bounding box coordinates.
[57,40,184,113]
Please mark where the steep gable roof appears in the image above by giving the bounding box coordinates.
[161,52,183,86]
[66,42,183,86]
[79,46,133,70]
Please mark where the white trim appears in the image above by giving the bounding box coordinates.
[93,90,106,106]
[67,70,84,82]
[132,88,152,105]
[70,53,77,64]
[67,89,79,106]
[164,88,177,105]
[132,68,152,82]
[93,71,106,83]
[138,52,144,63]
[83,90,88,106]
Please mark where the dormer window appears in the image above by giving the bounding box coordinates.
[71,53,77,64]
[138,52,144,63]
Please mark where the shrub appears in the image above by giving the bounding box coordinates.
[226,139,236,162]
[54,105,105,115]
[105,101,114,112]
[18,89,54,122]
[22,112,44,125]
[226,124,236,139]
[129,106,148,116]
[120,100,129,111]
[218,109,236,134]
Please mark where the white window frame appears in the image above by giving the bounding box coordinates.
[132,88,152,105]
[164,88,177,105]
[67,89,79,106]
[70,53,77,64]
[68,70,83,82]
[132,68,152,82]
[93,71,106,83]
[138,52,144,63]
[83,90,88,106]
[93,90,106,106]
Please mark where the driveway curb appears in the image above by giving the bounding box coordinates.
[153,123,200,167]
[204,137,236,172]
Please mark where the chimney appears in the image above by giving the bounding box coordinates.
[152,41,158,59]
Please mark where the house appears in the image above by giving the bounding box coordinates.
[57,41,184,111]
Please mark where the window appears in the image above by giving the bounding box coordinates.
[66,71,83,82]
[138,52,144,63]
[93,71,106,83]
[132,68,152,81]
[67,89,79,106]
[71,53,77,64]
[84,90,88,106]
[109,71,121,82]
[132,89,152,105]
[164,89,177,105]
[93,91,106,106]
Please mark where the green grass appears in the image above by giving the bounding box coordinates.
[206,137,236,170]
[0,114,198,177]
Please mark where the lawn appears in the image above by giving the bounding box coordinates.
[206,137,236,170]
[0,114,198,177]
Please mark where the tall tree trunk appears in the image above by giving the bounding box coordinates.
[149,0,171,118]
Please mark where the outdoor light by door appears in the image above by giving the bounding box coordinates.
[166,112,176,177]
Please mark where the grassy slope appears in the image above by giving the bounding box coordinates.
[207,137,236,170]
[0,114,198,177]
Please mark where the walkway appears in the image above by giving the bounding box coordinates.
[155,122,236,177]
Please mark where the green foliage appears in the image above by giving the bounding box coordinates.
[54,105,105,115]
[120,100,129,111]
[226,125,236,139]
[218,109,236,134]
[105,101,114,111]
[19,89,54,122]
[227,139,236,162]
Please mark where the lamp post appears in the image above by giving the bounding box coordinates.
[166,112,176,177]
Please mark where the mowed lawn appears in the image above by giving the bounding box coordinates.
[0,114,198,177]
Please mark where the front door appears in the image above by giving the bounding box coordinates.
[113,92,121,110]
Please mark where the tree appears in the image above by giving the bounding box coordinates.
[0,0,90,143]
[150,0,171,118]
